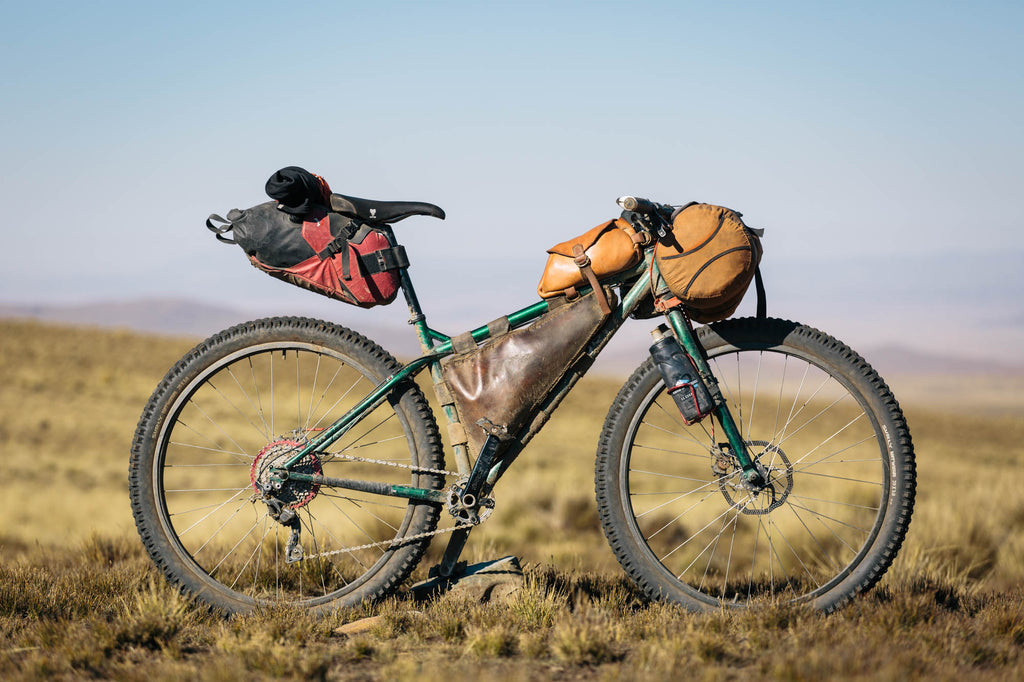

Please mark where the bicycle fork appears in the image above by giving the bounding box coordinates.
[664,309,768,487]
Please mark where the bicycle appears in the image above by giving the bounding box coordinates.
[129,194,916,614]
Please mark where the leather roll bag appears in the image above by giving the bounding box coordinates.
[537,218,644,298]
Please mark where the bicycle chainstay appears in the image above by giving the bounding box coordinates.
[271,441,477,561]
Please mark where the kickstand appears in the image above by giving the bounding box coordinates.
[433,527,472,578]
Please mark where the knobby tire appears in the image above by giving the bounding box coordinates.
[595,317,916,613]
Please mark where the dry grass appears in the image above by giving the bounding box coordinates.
[2,318,1024,680]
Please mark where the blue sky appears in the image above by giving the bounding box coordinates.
[1,1,1021,362]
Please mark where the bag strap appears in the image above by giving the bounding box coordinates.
[571,244,611,315]
[317,239,410,280]
[354,245,409,278]
[754,264,766,319]
[205,214,236,244]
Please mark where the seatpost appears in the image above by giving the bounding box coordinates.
[381,225,433,353]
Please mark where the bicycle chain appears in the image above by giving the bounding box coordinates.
[288,442,476,561]
[317,449,461,478]
[304,521,476,560]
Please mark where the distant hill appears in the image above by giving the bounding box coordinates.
[858,344,1024,377]
[0,298,424,355]
[2,298,1022,378]
[0,298,245,339]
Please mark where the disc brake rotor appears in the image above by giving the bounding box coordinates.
[714,440,794,515]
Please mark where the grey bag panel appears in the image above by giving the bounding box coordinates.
[215,202,355,268]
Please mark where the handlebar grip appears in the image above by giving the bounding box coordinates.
[617,196,665,215]
[617,196,639,211]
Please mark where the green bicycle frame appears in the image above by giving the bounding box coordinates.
[275,229,760,502]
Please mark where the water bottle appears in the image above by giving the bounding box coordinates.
[649,326,714,425]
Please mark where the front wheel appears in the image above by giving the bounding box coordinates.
[129,317,445,614]
[595,318,915,612]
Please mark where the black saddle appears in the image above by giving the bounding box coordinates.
[330,193,445,224]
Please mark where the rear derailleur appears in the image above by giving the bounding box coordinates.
[249,484,304,564]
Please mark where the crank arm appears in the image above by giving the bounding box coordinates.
[461,431,504,503]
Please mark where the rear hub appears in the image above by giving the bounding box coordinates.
[250,438,323,508]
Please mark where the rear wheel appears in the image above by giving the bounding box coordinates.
[595,318,915,612]
[129,317,444,614]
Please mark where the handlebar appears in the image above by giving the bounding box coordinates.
[616,196,674,238]
[610,195,667,214]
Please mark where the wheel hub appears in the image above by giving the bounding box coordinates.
[250,438,323,508]
[714,440,794,515]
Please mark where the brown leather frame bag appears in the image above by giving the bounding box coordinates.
[655,203,763,323]
[537,218,646,312]
[440,290,612,457]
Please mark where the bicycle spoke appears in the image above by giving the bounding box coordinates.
[309,374,367,432]
[787,493,879,512]
[699,511,735,592]
[206,378,269,441]
[176,488,251,537]
[766,514,820,589]
[196,500,257,562]
[186,398,251,460]
[643,488,722,535]
[210,514,264,579]
[746,351,763,442]
[663,494,752,564]
[303,352,323,431]
[165,461,250,468]
[786,502,841,572]
[251,514,269,596]
[786,500,861,556]
[632,442,712,460]
[786,501,872,536]
[226,365,271,438]
[794,470,883,487]
[247,356,269,437]
[305,361,346,429]
[777,398,861,456]
[793,434,877,471]
[228,515,274,590]
[173,422,252,462]
[721,511,741,597]
[674,493,754,575]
